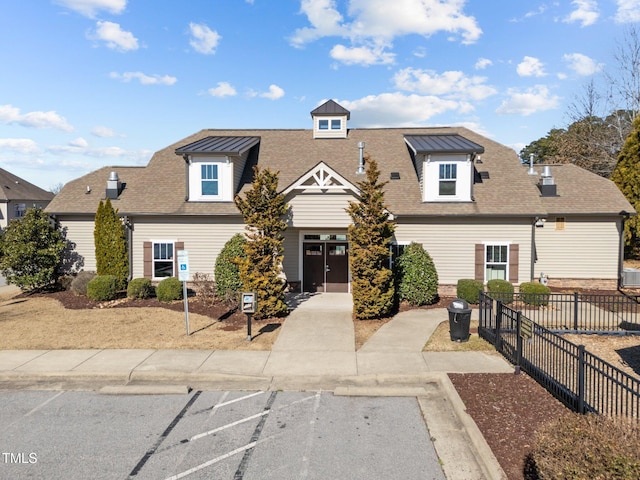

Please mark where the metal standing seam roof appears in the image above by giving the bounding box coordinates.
[174,136,260,156]
[405,134,485,155]
[310,99,351,119]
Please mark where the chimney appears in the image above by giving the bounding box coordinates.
[537,166,557,196]
[106,171,121,199]
[356,141,365,174]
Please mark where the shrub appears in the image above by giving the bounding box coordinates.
[156,276,183,302]
[520,281,551,306]
[127,278,154,299]
[86,275,119,301]
[70,271,96,296]
[486,279,514,304]
[192,272,215,305]
[214,233,247,304]
[395,242,439,306]
[94,198,129,289]
[456,279,484,304]
[527,413,640,479]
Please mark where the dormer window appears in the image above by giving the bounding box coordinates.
[311,100,350,139]
[439,164,457,196]
[201,164,219,196]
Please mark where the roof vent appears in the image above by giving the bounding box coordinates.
[106,171,122,199]
[356,141,365,174]
[537,166,557,196]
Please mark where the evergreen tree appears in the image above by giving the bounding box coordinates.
[611,115,640,257]
[0,207,65,291]
[346,157,395,319]
[234,166,289,319]
[214,233,247,304]
[93,198,129,288]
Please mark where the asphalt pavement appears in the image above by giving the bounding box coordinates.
[0,286,512,479]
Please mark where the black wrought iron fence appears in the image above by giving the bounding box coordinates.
[479,292,640,419]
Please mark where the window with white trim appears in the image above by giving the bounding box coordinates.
[319,119,329,130]
[486,244,508,281]
[331,119,341,130]
[14,203,26,218]
[201,164,219,196]
[439,164,457,196]
[153,242,174,278]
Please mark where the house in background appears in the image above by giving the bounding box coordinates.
[0,168,54,230]
[46,100,634,293]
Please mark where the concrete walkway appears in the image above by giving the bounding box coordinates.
[0,287,511,479]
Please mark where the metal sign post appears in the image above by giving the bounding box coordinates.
[240,292,257,342]
[178,250,190,336]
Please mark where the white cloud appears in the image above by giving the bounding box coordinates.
[615,0,640,23]
[260,85,285,100]
[290,0,481,65]
[496,85,561,116]
[54,0,126,18]
[393,68,497,101]
[475,57,493,70]
[562,53,603,75]
[110,71,177,85]
[91,21,138,51]
[0,138,40,154]
[517,56,546,77]
[330,43,395,66]
[564,0,599,27]
[339,93,465,127]
[92,126,123,138]
[189,23,221,55]
[207,82,237,97]
[0,104,74,132]
[69,137,89,148]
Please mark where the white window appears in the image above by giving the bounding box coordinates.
[153,242,174,278]
[201,164,219,196]
[389,242,409,269]
[14,203,26,218]
[486,244,508,281]
[331,119,341,130]
[319,119,329,130]
[439,164,457,196]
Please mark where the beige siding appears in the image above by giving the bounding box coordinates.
[534,216,621,279]
[395,218,532,285]
[131,216,245,280]
[287,192,355,228]
[282,228,300,282]
[234,150,249,193]
[57,216,97,272]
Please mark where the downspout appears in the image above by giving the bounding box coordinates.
[123,216,133,281]
[618,211,630,289]
[531,217,538,282]
[183,154,191,201]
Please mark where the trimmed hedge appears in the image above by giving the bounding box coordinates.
[70,271,96,296]
[486,279,514,304]
[456,279,484,304]
[214,233,246,304]
[519,281,551,306]
[156,277,183,302]
[87,275,119,301]
[127,278,154,299]
[395,242,439,306]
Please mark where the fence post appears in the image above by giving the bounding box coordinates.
[479,292,484,327]
[496,300,503,351]
[577,344,586,414]
[574,291,579,331]
[515,311,522,375]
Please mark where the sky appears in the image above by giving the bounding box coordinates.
[1,0,639,192]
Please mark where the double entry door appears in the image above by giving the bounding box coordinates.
[303,242,349,293]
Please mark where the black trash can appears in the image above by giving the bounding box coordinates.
[448,298,471,342]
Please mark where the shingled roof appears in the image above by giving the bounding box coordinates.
[46,127,633,219]
[0,168,54,202]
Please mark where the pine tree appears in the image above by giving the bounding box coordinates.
[234,166,289,319]
[0,207,65,291]
[346,157,396,319]
[611,115,640,257]
[93,198,129,288]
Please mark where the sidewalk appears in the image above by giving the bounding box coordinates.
[0,287,511,479]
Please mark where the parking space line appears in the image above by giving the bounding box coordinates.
[24,391,64,417]
[190,410,269,441]
[300,391,322,479]
[164,441,257,480]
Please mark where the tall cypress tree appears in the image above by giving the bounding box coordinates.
[346,157,396,319]
[94,198,129,288]
[611,115,640,257]
[234,166,289,319]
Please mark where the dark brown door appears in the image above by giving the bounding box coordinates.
[303,243,325,292]
[326,243,349,292]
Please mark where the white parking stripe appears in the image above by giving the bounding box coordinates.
[299,391,322,479]
[24,391,64,416]
[164,441,257,480]
[211,391,264,410]
[190,410,270,441]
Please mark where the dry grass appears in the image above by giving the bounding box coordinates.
[0,292,281,350]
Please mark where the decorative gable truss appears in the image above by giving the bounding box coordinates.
[282,162,360,195]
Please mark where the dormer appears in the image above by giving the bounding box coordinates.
[405,134,484,203]
[175,136,259,202]
[311,100,350,139]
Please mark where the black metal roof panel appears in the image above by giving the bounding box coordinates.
[405,134,484,154]
[310,99,350,119]
[175,136,260,156]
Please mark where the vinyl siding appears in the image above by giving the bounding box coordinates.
[57,216,97,272]
[282,228,300,282]
[534,216,621,279]
[394,218,532,285]
[131,216,245,280]
[233,150,250,193]
[0,202,6,229]
[286,192,355,228]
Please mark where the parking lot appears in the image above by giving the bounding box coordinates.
[0,389,446,480]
